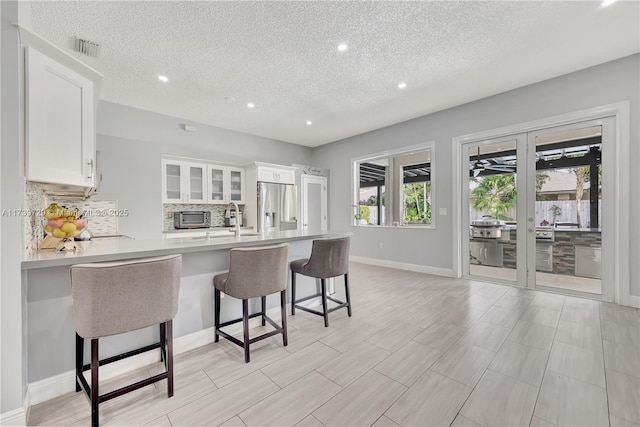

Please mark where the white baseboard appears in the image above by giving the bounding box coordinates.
[26,304,293,407]
[350,256,453,278]
[629,295,640,308]
[0,407,26,426]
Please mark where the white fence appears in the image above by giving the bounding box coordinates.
[470,200,601,228]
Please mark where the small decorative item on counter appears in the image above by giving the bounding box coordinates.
[43,203,86,239]
[55,238,79,252]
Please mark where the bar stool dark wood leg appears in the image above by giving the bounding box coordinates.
[261,296,267,326]
[166,320,174,397]
[159,323,166,362]
[242,299,250,363]
[214,289,221,343]
[321,279,329,327]
[281,290,288,346]
[76,333,84,392]
[91,338,99,427]
[344,273,352,316]
[291,271,296,315]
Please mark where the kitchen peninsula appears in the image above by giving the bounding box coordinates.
[22,230,337,403]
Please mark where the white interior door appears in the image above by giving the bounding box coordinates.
[301,175,327,231]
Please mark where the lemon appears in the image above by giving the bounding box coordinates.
[60,222,77,233]
[44,224,52,232]
[52,228,66,238]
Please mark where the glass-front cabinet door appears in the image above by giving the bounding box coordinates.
[162,159,184,203]
[207,166,245,204]
[208,166,225,203]
[186,163,207,203]
[228,167,244,203]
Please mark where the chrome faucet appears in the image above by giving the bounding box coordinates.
[228,201,241,238]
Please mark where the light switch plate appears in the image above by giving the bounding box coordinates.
[439,208,447,215]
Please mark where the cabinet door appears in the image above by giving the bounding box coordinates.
[185,163,207,203]
[228,167,245,203]
[162,160,184,203]
[26,47,95,187]
[256,165,295,184]
[208,166,226,204]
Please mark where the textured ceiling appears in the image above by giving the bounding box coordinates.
[30,1,639,147]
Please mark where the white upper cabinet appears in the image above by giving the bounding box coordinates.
[25,46,98,188]
[17,24,103,194]
[162,160,207,204]
[162,158,245,205]
[207,165,245,204]
[254,162,296,185]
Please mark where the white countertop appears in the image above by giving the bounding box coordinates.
[23,229,336,270]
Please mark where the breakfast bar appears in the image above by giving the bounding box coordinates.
[22,230,337,396]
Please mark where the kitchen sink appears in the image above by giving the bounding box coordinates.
[202,231,262,239]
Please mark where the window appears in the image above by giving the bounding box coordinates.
[353,143,434,227]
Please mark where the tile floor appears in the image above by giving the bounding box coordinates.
[29,262,640,427]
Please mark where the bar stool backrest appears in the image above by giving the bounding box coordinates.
[225,244,289,299]
[302,237,350,279]
[70,254,182,339]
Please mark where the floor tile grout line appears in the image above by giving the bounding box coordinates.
[527,296,565,427]
[599,302,613,427]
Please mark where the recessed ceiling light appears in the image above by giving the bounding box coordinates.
[398,82,407,89]
[337,43,348,52]
[306,121,313,126]
[247,102,255,109]
[158,74,169,83]
[601,0,618,6]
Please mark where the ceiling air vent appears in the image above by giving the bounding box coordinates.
[74,36,100,58]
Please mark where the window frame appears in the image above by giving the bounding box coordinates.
[351,141,436,229]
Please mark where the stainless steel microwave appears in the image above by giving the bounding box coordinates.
[174,211,211,229]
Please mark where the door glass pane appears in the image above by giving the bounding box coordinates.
[230,170,242,201]
[190,166,203,200]
[534,126,602,294]
[210,168,224,201]
[306,182,322,230]
[166,164,181,199]
[468,140,518,283]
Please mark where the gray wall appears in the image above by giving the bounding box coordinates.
[311,54,640,298]
[95,101,314,239]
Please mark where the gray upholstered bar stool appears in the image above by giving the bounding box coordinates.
[290,236,351,327]
[214,243,289,363]
[70,254,182,427]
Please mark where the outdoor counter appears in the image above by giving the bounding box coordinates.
[22,230,340,401]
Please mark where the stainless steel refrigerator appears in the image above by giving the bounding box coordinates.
[257,182,298,232]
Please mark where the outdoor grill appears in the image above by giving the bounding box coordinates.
[535,226,555,241]
[471,216,506,239]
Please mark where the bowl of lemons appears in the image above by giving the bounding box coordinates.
[43,203,86,239]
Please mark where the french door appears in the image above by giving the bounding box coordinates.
[462,118,614,301]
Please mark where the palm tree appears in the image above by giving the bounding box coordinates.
[471,174,516,220]
[574,167,588,227]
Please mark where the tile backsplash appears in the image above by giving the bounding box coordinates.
[163,204,242,230]
[24,182,118,257]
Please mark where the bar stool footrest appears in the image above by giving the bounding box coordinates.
[217,313,283,349]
